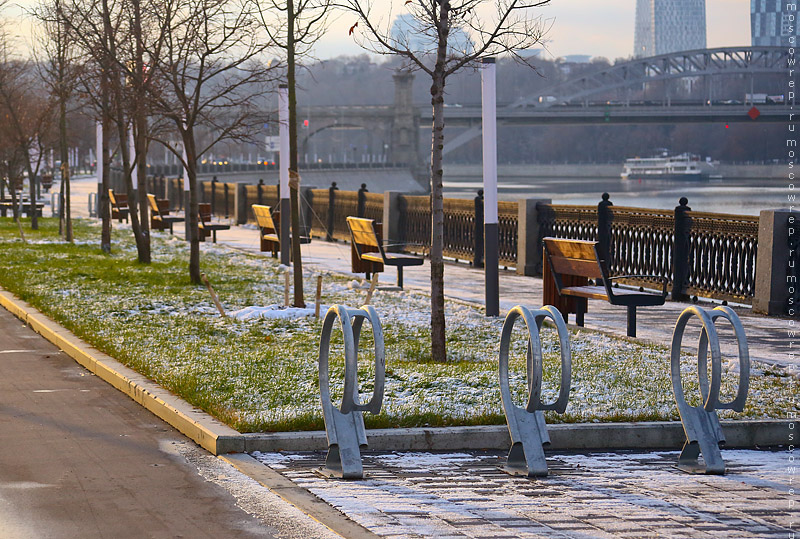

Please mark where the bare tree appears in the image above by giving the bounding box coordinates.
[32,0,83,242]
[255,0,331,307]
[63,0,153,262]
[341,0,550,361]
[0,41,52,233]
[146,0,273,283]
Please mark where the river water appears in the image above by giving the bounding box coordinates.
[442,176,787,216]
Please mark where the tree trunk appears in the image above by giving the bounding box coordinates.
[428,4,450,362]
[184,129,201,284]
[61,100,72,242]
[59,98,71,241]
[103,0,147,263]
[133,0,150,262]
[28,158,37,231]
[100,72,111,253]
[287,2,305,307]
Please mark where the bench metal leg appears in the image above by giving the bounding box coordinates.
[212,230,217,243]
[627,306,636,338]
[576,300,586,327]
[397,267,403,289]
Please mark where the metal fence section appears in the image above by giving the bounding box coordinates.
[687,212,759,302]
[538,203,759,305]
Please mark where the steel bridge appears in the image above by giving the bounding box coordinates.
[301,47,791,161]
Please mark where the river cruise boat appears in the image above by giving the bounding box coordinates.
[621,152,718,181]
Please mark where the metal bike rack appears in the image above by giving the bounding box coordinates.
[318,305,385,479]
[499,305,571,477]
[671,305,749,474]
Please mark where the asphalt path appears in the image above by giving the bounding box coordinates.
[0,306,336,539]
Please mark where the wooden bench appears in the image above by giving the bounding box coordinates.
[252,204,280,257]
[198,203,230,243]
[0,199,44,217]
[108,189,129,223]
[543,237,668,338]
[147,193,184,233]
[252,204,310,258]
[347,216,423,289]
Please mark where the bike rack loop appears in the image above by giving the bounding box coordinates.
[318,304,385,479]
[499,305,571,477]
[671,305,749,475]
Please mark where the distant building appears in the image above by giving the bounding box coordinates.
[391,14,473,55]
[751,0,800,46]
[634,0,707,57]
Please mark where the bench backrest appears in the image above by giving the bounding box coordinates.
[252,204,276,232]
[346,217,380,248]
[146,193,164,218]
[199,203,211,224]
[543,238,608,282]
[108,189,128,208]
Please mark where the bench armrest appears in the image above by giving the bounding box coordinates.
[607,274,669,297]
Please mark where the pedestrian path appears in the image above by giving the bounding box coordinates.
[252,448,794,538]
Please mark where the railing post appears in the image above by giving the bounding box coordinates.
[383,191,404,253]
[672,197,692,301]
[210,177,217,215]
[236,183,247,225]
[357,183,368,217]
[474,189,484,267]
[301,185,315,239]
[597,192,614,267]
[754,209,797,315]
[224,182,230,218]
[326,181,338,241]
[517,198,552,276]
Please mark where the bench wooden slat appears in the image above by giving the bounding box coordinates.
[348,217,381,248]
[548,256,604,280]
[543,238,598,261]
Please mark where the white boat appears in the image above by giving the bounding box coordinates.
[621,152,719,181]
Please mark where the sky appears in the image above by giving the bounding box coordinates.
[4,0,752,62]
[316,0,752,61]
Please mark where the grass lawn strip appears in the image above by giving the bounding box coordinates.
[2,218,795,433]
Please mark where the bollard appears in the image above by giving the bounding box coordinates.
[357,183,368,218]
[319,305,385,479]
[671,305,749,474]
[88,192,98,217]
[672,197,692,301]
[474,189,484,267]
[499,305,571,477]
[257,179,264,205]
[224,182,230,219]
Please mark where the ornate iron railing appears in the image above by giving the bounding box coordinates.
[537,203,759,304]
[150,177,760,304]
[687,211,758,301]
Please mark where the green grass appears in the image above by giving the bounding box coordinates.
[0,217,795,433]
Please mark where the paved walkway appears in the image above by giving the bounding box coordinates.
[64,175,789,368]
[253,448,795,538]
[0,298,337,538]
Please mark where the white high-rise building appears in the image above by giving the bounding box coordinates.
[634,0,707,57]
[751,0,800,46]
